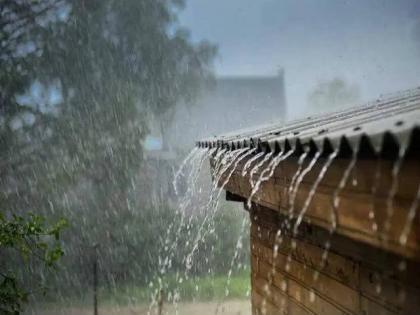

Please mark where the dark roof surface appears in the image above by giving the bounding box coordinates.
[196,87,420,156]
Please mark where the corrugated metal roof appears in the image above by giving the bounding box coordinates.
[196,87,420,157]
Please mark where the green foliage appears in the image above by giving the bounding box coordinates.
[0,211,67,314]
[0,0,220,311]
[38,272,250,309]
[162,271,250,301]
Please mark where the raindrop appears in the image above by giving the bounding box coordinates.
[399,182,420,246]
[383,142,409,240]
[309,290,316,303]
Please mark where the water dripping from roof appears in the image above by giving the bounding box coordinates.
[249,152,273,189]
[288,151,321,221]
[242,151,265,176]
[399,182,420,246]
[293,150,338,236]
[383,141,409,241]
[247,150,295,209]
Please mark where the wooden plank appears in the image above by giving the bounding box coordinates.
[360,296,397,315]
[288,215,420,290]
[253,277,313,315]
[258,266,353,314]
[254,250,361,313]
[252,289,288,315]
[219,153,420,314]
[224,156,420,199]
[359,266,420,312]
[251,224,360,289]
[217,154,420,260]
[249,206,420,314]
[254,264,350,315]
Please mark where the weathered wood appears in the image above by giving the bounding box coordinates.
[214,155,420,260]
[211,151,420,314]
[249,205,420,315]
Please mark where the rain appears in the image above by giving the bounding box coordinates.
[1,1,420,315]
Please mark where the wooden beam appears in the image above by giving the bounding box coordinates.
[214,155,420,260]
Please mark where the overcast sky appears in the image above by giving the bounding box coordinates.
[179,0,420,118]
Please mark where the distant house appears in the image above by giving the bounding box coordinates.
[168,70,287,149]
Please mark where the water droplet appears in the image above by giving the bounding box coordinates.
[281,280,287,291]
[313,270,320,281]
[309,290,316,303]
[398,260,407,271]
[372,223,378,231]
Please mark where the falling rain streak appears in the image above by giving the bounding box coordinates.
[147,130,419,314]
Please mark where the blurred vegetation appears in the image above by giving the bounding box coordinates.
[0,213,67,314]
[0,0,254,312]
[307,77,360,111]
[37,271,250,311]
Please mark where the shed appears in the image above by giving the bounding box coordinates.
[197,87,420,315]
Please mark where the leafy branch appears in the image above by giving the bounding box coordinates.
[0,211,67,314]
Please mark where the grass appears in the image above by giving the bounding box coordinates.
[38,271,250,309]
[101,270,251,306]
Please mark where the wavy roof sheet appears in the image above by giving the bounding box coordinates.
[196,87,420,157]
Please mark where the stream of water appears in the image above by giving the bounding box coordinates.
[149,141,418,314]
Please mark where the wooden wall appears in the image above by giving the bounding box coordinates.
[217,155,420,261]
[249,204,420,315]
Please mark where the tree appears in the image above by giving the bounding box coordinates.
[33,0,215,285]
[0,1,69,312]
[1,0,217,306]
[307,78,360,111]
[0,213,67,314]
